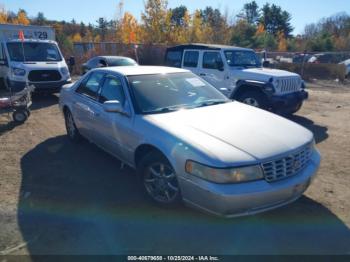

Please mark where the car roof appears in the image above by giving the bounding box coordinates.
[95,56,135,61]
[166,43,253,52]
[95,66,189,76]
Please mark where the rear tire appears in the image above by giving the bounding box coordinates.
[237,90,268,110]
[138,151,181,207]
[64,109,82,142]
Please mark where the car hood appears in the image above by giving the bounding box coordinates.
[232,67,300,81]
[145,102,313,161]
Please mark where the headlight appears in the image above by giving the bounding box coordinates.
[185,160,264,184]
[12,67,26,76]
[60,67,70,76]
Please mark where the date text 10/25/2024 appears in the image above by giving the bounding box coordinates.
[127,256,220,261]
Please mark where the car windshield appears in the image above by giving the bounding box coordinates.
[108,58,137,66]
[6,42,62,62]
[225,50,261,68]
[128,72,229,114]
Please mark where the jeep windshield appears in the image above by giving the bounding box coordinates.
[7,42,62,62]
[225,50,261,68]
[128,72,229,114]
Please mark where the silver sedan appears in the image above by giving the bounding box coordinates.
[59,66,321,217]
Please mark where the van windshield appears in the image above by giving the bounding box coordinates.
[224,50,261,68]
[6,42,62,62]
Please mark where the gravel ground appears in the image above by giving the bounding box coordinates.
[0,84,350,256]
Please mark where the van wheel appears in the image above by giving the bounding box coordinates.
[138,151,181,206]
[238,91,267,109]
[64,109,82,142]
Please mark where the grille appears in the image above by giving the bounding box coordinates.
[278,77,301,93]
[28,70,61,82]
[262,144,313,182]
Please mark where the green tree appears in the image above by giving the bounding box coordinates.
[34,12,46,25]
[169,5,188,27]
[97,17,108,41]
[241,1,259,24]
[260,3,293,37]
[141,0,169,43]
[200,6,229,43]
[230,20,257,48]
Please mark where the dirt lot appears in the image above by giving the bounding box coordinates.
[0,84,350,256]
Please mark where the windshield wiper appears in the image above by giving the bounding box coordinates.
[144,105,187,114]
[194,99,229,108]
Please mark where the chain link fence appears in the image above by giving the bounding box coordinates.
[72,42,350,81]
[260,51,350,82]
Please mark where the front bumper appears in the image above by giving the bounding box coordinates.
[7,79,72,93]
[268,90,308,113]
[178,150,320,218]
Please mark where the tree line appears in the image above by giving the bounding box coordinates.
[0,1,349,55]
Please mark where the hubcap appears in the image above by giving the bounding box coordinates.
[243,97,260,107]
[144,162,179,203]
[15,112,26,122]
[66,112,76,138]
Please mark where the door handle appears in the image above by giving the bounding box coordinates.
[199,73,206,76]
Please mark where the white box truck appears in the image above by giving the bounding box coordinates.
[0,24,71,93]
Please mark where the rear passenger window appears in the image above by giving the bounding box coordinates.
[183,51,199,67]
[99,76,125,104]
[165,51,182,67]
[203,52,223,69]
[76,71,104,99]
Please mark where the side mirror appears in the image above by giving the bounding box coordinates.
[68,56,75,66]
[263,60,270,68]
[103,100,129,116]
[217,61,224,71]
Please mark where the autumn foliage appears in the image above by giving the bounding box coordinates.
[0,0,349,53]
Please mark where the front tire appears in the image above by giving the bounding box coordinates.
[64,109,82,142]
[237,90,268,110]
[13,110,28,123]
[138,151,181,206]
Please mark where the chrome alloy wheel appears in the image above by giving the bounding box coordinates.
[144,162,179,203]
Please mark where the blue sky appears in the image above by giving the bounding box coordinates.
[2,0,350,34]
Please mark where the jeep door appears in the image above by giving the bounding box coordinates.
[182,50,200,75]
[198,51,230,94]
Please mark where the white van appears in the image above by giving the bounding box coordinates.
[165,44,308,115]
[0,24,71,93]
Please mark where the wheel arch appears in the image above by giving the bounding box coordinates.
[134,144,168,169]
[231,80,269,99]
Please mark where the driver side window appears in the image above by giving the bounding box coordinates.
[99,75,125,104]
[203,52,223,69]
